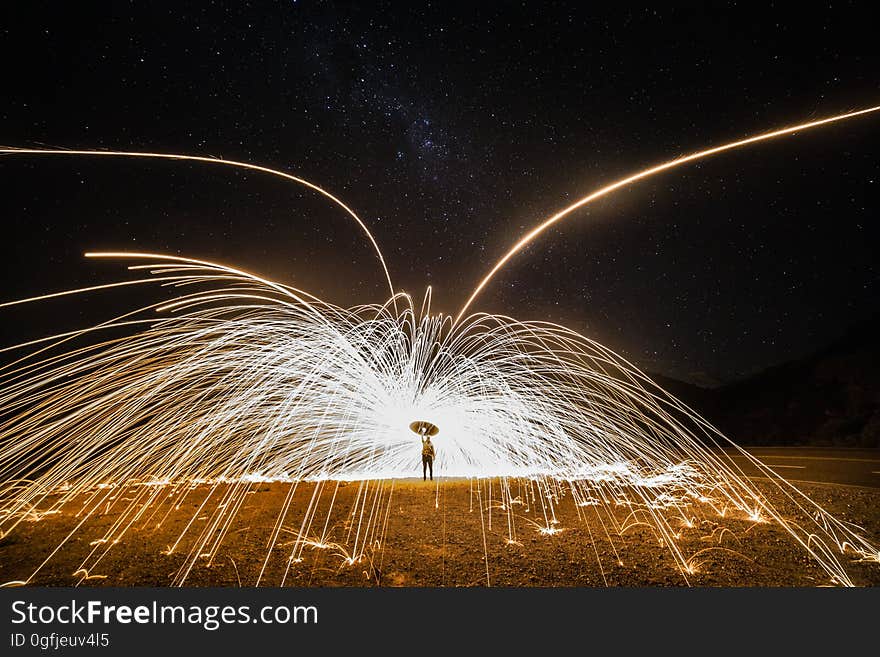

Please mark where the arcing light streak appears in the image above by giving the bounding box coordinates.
[0,147,395,304]
[456,104,880,322]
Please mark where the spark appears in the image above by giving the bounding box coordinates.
[538,526,564,536]
[0,106,879,586]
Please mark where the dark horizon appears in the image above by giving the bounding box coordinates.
[2,3,878,385]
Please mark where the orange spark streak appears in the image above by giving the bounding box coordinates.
[456,104,880,323]
[0,147,395,304]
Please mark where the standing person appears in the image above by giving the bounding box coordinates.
[421,435,435,481]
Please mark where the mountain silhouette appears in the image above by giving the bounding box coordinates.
[650,314,880,447]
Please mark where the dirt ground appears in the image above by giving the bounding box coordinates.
[1,478,878,587]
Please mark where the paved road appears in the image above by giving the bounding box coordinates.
[723,447,880,489]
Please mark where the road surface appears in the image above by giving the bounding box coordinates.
[723,447,880,489]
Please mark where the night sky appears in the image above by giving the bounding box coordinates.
[2,2,878,385]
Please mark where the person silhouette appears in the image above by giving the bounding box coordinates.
[421,435,435,481]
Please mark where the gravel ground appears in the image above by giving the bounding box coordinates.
[2,478,878,587]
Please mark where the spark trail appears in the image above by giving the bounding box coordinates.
[0,147,395,303]
[456,104,880,322]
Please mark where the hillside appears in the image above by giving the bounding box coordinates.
[650,315,880,447]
